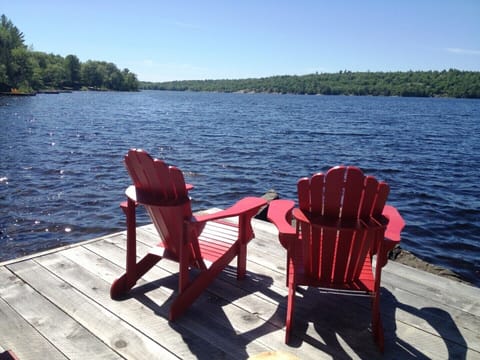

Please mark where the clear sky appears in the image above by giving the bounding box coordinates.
[3,0,480,82]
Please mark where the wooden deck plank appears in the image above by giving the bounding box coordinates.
[200,219,480,359]
[223,258,474,359]
[7,259,178,360]
[82,229,334,359]
[383,263,480,316]
[0,267,120,360]
[246,232,480,348]
[82,234,291,359]
[35,250,225,360]
[380,277,480,353]
[245,222,480,358]
[104,223,480,359]
[63,242,280,359]
[98,224,480,359]
[0,216,479,359]
[0,295,67,360]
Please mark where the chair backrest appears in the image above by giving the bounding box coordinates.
[296,166,390,284]
[124,149,192,257]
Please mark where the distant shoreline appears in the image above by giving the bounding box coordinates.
[141,69,480,99]
[0,88,138,97]
[0,91,36,96]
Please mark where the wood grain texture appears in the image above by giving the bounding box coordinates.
[0,217,478,359]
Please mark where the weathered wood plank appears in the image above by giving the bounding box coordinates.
[0,267,120,360]
[1,215,479,360]
[7,259,179,360]
[201,220,480,358]
[383,263,480,316]
[85,241,334,360]
[380,280,480,353]
[0,296,67,360]
[82,238,282,358]
[37,247,241,360]
[0,232,125,267]
[99,225,443,359]
[108,222,480,359]
[228,256,475,359]
[245,222,480,358]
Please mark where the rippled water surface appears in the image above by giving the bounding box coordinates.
[1,91,479,285]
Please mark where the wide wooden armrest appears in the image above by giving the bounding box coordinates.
[292,207,309,224]
[382,205,405,242]
[267,200,296,248]
[193,197,267,224]
[125,184,194,206]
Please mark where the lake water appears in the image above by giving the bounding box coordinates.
[1,91,479,286]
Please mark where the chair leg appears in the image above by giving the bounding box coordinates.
[170,262,223,320]
[371,293,384,352]
[110,253,162,299]
[237,215,252,280]
[237,242,247,280]
[170,245,238,320]
[285,282,296,344]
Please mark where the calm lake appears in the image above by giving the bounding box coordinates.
[1,91,479,285]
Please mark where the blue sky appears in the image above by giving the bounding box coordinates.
[3,1,480,81]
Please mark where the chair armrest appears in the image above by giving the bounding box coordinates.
[267,200,296,249]
[374,205,404,268]
[192,197,267,224]
[382,205,405,242]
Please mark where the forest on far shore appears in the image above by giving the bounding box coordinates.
[0,14,139,93]
[2,13,478,98]
[141,69,480,99]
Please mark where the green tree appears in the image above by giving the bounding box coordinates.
[81,60,103,88]
[64,54,81,88]
[0,14,27,89]
[10,47,34,90]
[43,63,67,88]
[121,68,138,91]
[0,63,7,83]
[0,15,24,48]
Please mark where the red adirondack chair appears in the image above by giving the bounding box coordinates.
[267,166,404,351]
[110,149,267,320]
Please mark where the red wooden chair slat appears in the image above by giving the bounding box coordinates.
[360,176,379,218]
[323,167,344,218]
[308,173,324,213]
[320,227,337,281]
[111,149,266,320]
[341,167,364,218]
[268,165,404,351]
[333,228,354,283]
[373,183,390,216]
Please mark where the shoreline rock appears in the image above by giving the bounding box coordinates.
[388,245,469,284]
[255,189,280,221]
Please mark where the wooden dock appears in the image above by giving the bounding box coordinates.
[1,215,479,359]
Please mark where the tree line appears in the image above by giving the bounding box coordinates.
[142,69,480,99]
[0,14,139,93]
